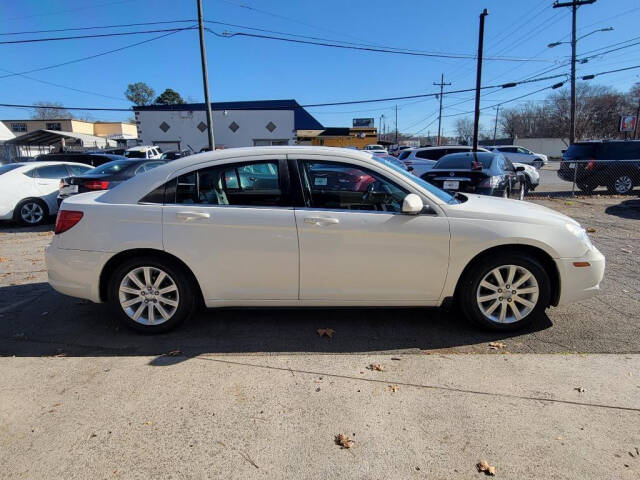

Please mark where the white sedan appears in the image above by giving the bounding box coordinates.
[45,147,604,333]
[0,161,92,225]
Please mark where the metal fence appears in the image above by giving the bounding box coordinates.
[524,159,640,198]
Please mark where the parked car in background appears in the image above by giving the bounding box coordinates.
[34,152,122,167]
[125,146,162,159]
[423,151,526,199]
[85,148,126,156]
[0,161,92,225]
[363,144,387,153]
[513,162,539,192]
[47,146,604,334]
[58,159,166,205]
[401,146,490,178]
[485,146,548,169]
[557,140,640,194]
[160,150,192,160]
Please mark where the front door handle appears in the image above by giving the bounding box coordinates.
[304,217,340,226]
[176,211,210,221]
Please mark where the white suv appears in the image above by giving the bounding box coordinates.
[399,146,489,178]
[485,146,548,169]
[125,146,162,159]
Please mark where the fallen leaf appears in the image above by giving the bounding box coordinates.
[386,385,399,393]
[0,257,6,263]
[574,387,586,393]
[367,363,385,372]
[477,460,496,476]
[317,328,335,338]
[335,433,354,449]
[621,248,632,253]
[586,227,596,233]
[488,342,506,350]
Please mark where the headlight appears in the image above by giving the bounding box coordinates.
[565,223,593,249]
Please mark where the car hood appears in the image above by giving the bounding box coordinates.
[442,193,580,227]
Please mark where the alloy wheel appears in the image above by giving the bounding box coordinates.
[118,266,180,325]
[614,175,633,194]
[476,265,539,324]
[20,202,44,224]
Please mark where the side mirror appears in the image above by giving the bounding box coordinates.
[402,193,424,215]
[515,166,525,172]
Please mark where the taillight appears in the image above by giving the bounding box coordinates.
[83,180,109,190]
[586,160,596,170]
[54,210,83,234]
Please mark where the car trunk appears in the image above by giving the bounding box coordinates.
[59,174,120,197]
[424,168,489,192]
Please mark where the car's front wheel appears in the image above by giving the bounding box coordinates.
[107,257,195,333]
[459,254,551,331]
[607,174,634,195]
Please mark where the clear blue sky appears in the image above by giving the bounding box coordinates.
[1,0,639,137]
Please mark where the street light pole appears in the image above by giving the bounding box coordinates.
[197,0,215,150]
[552,0,597,145]
[472,8,489,152]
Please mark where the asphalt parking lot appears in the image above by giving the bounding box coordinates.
[1,195,638,357]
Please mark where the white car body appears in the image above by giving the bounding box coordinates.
[486,146,548,168]
[513,162,540,190]
[46,146,604,332]
[402,146,490,178]
[0,161,92,223]
[125,146,162,159]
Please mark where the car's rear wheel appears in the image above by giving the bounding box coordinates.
[107,257,195,333]
[459,254,551,331]
[13,198,48,226]
[607,174,634,195]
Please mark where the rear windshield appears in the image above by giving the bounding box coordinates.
[435,155,493,169]
[125,150,146,158]
[86,160,134,175]
[0,164,22,175]
[398,150,412,160]
[565,143,597,159]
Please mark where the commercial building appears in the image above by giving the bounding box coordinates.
[308,126,379,149]
[133,99,324,151]
[0,119,136,140]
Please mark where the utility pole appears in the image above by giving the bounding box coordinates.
[553,0,596,145]
[473,8,489,151]
[493,105,500,143]
[395,105,398,146]
[634,96,640,140]
[434,73,451,146]
[197,0,215,149]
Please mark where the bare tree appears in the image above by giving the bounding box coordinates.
[454,117,476,143]
[31,101,73,119]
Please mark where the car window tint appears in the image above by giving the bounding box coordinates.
[174,161,283,207]
[415,149,444,160]
[598,142,640,160]
[565,143,596,159]
[398,150,412,160]
[35,164,71,179]
[504,159,515,171]
[67,164,92,175]
[516,147,529,154]
[300,161,408,213]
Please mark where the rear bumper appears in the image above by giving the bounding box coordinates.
[555,245,605,306]
[45,244,111,303]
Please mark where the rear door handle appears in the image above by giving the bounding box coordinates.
[176,211,210,221]
[304,217,340,226]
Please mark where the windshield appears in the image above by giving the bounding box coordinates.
[0,164,23,175]
[435,155,493,169]
[377,157,456,204]
[125,150,146,158]
[85,160,133,175]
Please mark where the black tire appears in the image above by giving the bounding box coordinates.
[577,182,597,193]
[107,256,196,333]
[607,174,634,195]
[13,198,49,226]
[458,253,551,331]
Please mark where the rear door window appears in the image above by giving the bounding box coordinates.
[67,164,92,175]
[598,142,640,160]
[35,164,71,179]
[415,149,445,160]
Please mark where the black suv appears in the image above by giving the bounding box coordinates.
[558,141,640,194]
[34,153,123,167]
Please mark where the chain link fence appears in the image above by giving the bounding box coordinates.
[524,159,640,198]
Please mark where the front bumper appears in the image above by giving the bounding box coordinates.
[45,244,111,303]
[555,245,605,306]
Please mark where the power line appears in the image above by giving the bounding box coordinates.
[0,20,196,36]
[0,27,197,45]
[211,29,562,63]
[0,27,194,80]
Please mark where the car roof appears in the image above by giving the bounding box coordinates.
[435,151,497,162]
[126,146,157,151]
[99,146,437,204]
